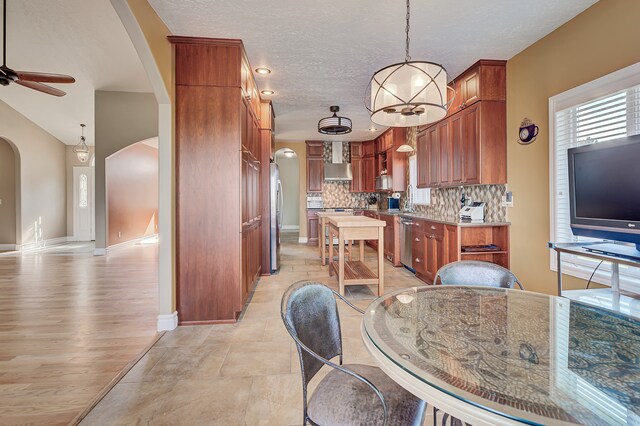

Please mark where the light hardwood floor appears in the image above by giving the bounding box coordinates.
[81,232,429,425]
[0,242,159,425]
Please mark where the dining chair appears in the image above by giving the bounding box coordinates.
[281,281,426,426]
[433,260,524,289]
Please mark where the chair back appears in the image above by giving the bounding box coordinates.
[434,260,523,289]
[281,281,343,387]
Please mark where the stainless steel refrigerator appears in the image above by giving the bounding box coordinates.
[270,163,283,271]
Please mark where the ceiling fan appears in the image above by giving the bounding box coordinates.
[0,0,75,96]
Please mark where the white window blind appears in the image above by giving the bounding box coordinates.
[553,84,640,292]
[409,155,430,205]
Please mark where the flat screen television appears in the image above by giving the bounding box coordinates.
[568,134,640,260]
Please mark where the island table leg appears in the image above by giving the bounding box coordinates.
[378,227,384,296]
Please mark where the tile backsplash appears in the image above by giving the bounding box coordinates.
[307,136,508,222]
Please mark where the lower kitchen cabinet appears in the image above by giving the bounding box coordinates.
[408,218,508,284]
[307,209,320,245]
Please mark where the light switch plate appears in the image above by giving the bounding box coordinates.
[501,192,514,207]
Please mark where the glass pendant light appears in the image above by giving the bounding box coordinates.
[73,124,90,163]
[366,0,454,127]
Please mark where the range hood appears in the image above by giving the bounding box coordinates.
[324,141,353,181]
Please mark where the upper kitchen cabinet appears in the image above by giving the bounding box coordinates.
[417,60,506,188]
[350,142,364,193]
[448,60,506,115]
[306,141,324,192]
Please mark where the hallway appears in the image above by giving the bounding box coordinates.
[0,242,159,425]
[81,232,425,425]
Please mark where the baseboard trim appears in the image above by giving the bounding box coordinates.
[0,244,17,250]
[281,225,300,230]
[298,237,308,244]
[157,311,178,331]
[18,236,69,252]
[93,248,107,256]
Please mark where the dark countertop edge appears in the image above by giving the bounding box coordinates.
[307,207,510,227]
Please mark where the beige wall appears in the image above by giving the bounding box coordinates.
[0,138,17,245]
[0,100,66,246]
[275,151,300,228]
[94,91,158,250]
[65,145,96,236]
[275,142,307,238]
[507,0,640,294]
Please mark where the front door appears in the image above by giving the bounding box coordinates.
[73,166,93,241]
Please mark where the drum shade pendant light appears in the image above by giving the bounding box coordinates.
[73,124,90,163]
[366,0,453,127]
[318,106,352,135]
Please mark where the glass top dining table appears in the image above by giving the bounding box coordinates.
[361,286,640,426]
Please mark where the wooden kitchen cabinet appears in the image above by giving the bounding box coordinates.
[307,209,320,245]
[426,125,439,188]
[416,129,428,188]
[409,216,508,284]
[378,212,401,266]
[363,156,376,193]
[350,142,364,193]
[448,59,506,116]
[306,141,324,193]
[437,120,450,186]
[171,36,265,324]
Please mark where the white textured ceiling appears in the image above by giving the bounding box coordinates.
[149,0,597,142]
[0,0,152,145]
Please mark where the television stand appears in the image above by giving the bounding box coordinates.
[584,243,640,261]
[549,241,640,320]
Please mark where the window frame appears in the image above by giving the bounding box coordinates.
[549,62,640,291]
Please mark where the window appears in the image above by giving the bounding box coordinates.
[409,155,430,205]
[79,174,88,209]
[550,63,640,293]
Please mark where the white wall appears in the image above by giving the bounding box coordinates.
[0,100,66,246]
[275,151,300,228]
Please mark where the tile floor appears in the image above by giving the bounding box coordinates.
[81,232,429,425]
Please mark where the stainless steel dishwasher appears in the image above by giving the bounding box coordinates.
[399,216,414,269]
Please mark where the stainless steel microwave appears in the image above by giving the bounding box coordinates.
[375,175,392,191]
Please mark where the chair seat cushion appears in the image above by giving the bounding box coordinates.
[307,363,426,426]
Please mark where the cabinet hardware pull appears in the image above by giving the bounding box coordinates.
[431,225,436,230]
[415,258,421,263]
[415,238,420,241]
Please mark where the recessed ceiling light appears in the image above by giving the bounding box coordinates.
[369,126,377,132]
[255,67,271,75]
[261,90,275,96]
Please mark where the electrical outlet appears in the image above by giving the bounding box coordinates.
[501,192,514,207]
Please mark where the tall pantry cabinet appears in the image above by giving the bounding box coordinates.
[169,36,264,324]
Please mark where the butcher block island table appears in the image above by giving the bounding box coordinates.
[316,211,353,266]
[328,215,386,296]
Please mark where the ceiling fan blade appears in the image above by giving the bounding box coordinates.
[15,80,66,97]
[15,71,75,84]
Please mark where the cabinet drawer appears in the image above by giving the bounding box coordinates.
[424,221,444,237]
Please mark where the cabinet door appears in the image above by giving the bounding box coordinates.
[412,230,426,277]
[450,114,464,185]
[461,70,480,107]
[306,141,324,157]
[242,153,249,225]
[443,225,459,265]
[350,142,363,158]
[384,217,393,262]
[363,141,375,157]
[307,157,324,192]
[241,100,248,152]
[308,215,319,244]
[363,156,376,192]
[427,126,439,187]
[462,103,480,184]
[416,130,428,188]
[350,157,363,192]
[242,231,249,302]
[425,234,444,283]
[438,120,450,186]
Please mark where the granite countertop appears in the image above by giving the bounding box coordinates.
[369,209,510,227]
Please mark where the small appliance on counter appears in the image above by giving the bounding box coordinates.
[387,193,401,211]
[375,174,392,191]
[306,196,324,209]
[367,194,378,210]
[459,201,485,222]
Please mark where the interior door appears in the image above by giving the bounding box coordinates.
[73,166,93,241]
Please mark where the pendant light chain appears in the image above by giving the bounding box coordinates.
[405,0,411,62]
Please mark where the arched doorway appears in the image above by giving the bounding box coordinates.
[275,148,300,239]
[0,137,20,249]
[105,138,159,247]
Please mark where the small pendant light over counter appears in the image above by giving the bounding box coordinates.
[366,0,454,128]
[73,124,90,163]
[318,105,352,135]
